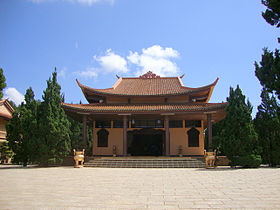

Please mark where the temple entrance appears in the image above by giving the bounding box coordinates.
[127,128,165,156]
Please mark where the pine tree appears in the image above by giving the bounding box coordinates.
[255,48,280,99]
[37,69,71,165]
[262,0,280,42]
[254,89,280,166]
[0,68,6,99]
[218,86,261,167]
[6,87,39,166]
[0,141,12,163]
[69,117,83,151]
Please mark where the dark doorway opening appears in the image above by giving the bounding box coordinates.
[128,128,164,156]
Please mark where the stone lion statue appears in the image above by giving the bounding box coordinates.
[204,149,216,169]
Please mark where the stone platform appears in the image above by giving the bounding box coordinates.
[85,156,205,168]
[0,167,279,209]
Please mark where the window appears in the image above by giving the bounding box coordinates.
[113,120,129,128]
[131,119,164,128]
[97,129,109,147]
[187,127,200,147]
[185,120,201,128]
[95,120,111,128]
[169,120,183,128]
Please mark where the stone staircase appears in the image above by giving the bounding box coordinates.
[84,157,205,168]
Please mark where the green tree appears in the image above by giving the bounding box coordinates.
[69,117,93,155]
[205,119,226,155]
[6,87,39,166]
[37,69,71,165]
[262,0,280,27]
[217,86,261,167]
[0,68,7,99]
[255,48,280,99]
[262,0,280,42]
[254,89,280,166]
[0,141,13,163]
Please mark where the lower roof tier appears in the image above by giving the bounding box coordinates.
[62,102,227,127]
[62,102,226,113]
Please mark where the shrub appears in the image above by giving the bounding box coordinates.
[230,154,262,168]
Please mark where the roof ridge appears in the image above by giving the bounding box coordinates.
[112,77,122,89]
[121,77,179,79]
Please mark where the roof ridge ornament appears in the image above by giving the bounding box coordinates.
[140,71,160,78]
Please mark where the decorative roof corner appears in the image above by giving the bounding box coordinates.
[214,77,219,85]
[139,71,160,78]
[205,77,219,103]
[76,78,81,86]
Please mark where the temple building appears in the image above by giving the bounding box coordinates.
[0,99,14,146]
[62,71,226,157]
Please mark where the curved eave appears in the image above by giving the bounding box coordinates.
[62,102,227,114]
[76,78,219,99]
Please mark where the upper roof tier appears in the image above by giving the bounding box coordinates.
[77,71,219,102]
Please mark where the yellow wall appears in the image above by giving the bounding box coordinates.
[170,127,204,156]
[93,121,124,155]
[0,118,8,146]
[0,103,12,145]
[92,120,204,156]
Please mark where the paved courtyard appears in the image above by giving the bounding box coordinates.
[0,166,279,209]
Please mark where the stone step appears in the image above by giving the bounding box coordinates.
[84,158,205,168]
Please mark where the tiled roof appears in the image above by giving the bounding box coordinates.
[62,102,227,113]
[0,99,14,113]
[77,76,219,97]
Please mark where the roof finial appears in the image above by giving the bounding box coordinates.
[140,71,160,78]
[116,74,120,79]
[180,74,185,78]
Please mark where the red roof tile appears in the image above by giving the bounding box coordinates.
[0,99,14,120]
[62,102,227,113]
[77,75,219,97]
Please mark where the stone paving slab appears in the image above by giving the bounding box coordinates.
[0,166,279,209]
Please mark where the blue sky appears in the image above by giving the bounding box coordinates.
[0,0,279,117]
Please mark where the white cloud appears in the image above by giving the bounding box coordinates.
[75,45,180,79]
[142,45,179,58]
[127,45,180,76]
[58,67,67,78]
[94,49,128,73]
[74,67,98,79]
[28,0,114,5]
[4,88,25,106]
[75,42,78,49]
